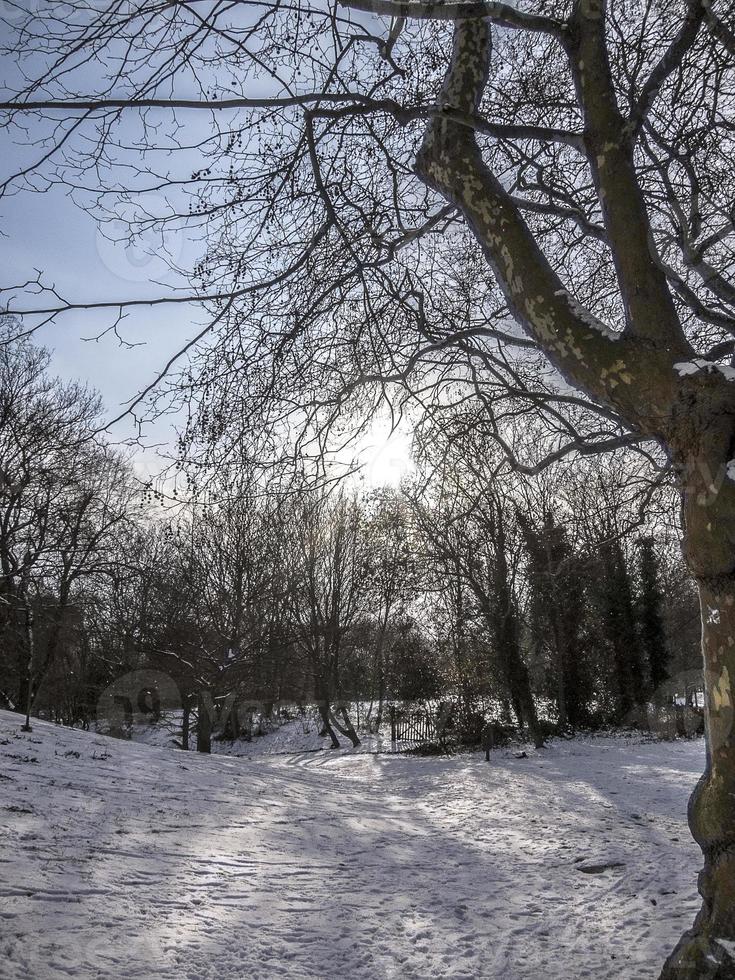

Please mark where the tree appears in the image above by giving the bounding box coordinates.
[519,507,589,731]
[3,1,735,972]
[409,455,544,747]
[286,492,366,747]
[362,489,417,730]
[385,614,442,704]
[594,537,647,721]
[0,326,135,730]
[637,535,672,695]
[137,481,295,753]
[21,443,137,730]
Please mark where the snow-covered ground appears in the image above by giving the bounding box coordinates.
[0,708,706,980]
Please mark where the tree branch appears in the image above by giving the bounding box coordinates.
[566,0,691,354]
[1,96,585,151]
[628,0,706,138]
[703,0,735,55]
[338,0,566,34]
[414,18,677,429]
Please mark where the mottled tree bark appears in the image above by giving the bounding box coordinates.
[662,428,735,977]
[661,580,735,978]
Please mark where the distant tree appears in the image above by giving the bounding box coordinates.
[519,507,588,731]
[362,489,417,730]
[0,325,135,730]
[588,539,646,723]
[286,492,366,748]
[21,443,137,730]
[411,484,543,748]
[386,615,442,704]
[637,536,671,696]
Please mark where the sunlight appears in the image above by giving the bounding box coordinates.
[356,424,414,488]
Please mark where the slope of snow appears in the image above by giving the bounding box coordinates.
[0,709,707,980]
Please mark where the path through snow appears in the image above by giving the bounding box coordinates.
[0,710,706,979]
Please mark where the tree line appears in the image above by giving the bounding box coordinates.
[0,331,701,752]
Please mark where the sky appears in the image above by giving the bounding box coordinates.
[0,8,223,480]
[1,174,413,487]
[2,178,196,425]
[0,4,416,489]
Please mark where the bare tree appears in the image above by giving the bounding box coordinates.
[362,489,417,730]
[286,492,366,747]
[21,444,137,730]
[0,325,132,730]
[2,1,735,971]
[409,456,544,747]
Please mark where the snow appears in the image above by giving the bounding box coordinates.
[0,709,706,979]
[552,289,621,341]
[674,359,735,381]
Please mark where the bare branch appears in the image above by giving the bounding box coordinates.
[628,0,706,138]
[338,0,566,33]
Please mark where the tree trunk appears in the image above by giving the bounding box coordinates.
[181,698,191,751]
[376,678,385,733]
[317,699,340,748]
[508,655,544,750]
[557,664,568,732]
[314,669,340,748]
[375,627,387,733]
[551,617,569,731]
[564,637,586,732]
[486,592,543,749]
[661,578,735,979]
[330,703,360,748]
[16,668,29,720]
[661,419,735,977]
[21,605,35,732]
[196,691,212,754]
[509,693,524,733]
[27,597,68,727]
[492,516,544,749]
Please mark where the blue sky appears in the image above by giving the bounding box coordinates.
[1,177,414,486]
[0,9,210,464]
[1,149,205,473]
[0,4,413,485]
